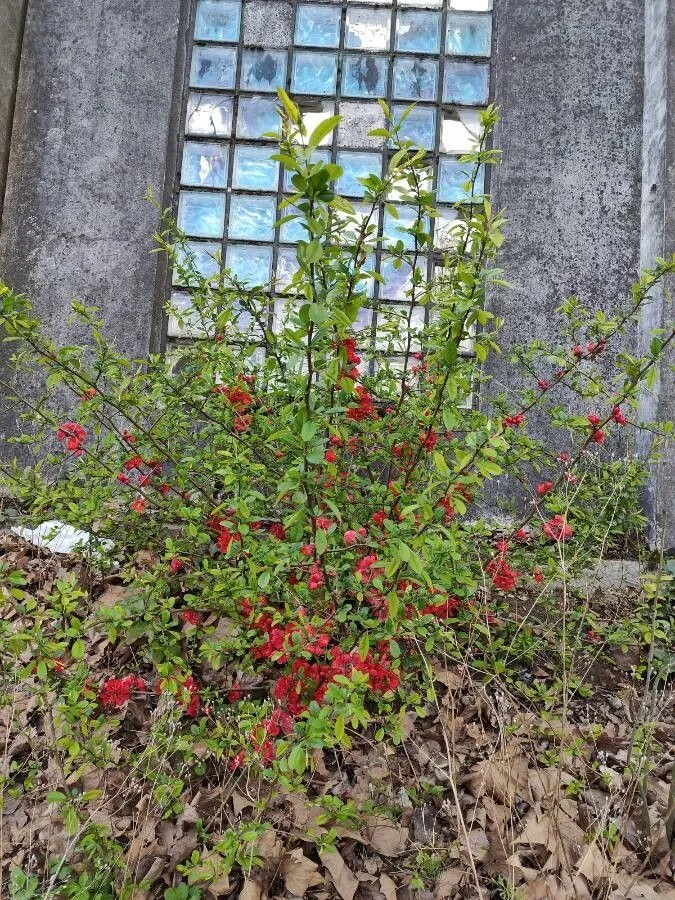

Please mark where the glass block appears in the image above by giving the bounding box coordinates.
[232,145,279,190]
[284,148,331,191]
[300,104,336,146]
[438,158,485,203]
[336,151,381,197]
[392,57,439,101]
[279,204,308,243]
[167,293,202,338]
[395,10,441,54]
[181,142,229,188]
[225,244,273,287]
[295,4,341,48]
[342,55,388,98]
[434,209,465,250]
[336,203,380,245]
[177,191,226,238]
[190,46,237,89]
[172,241,221,286]
[441,109,482,155]
[292,51,338,96]
[375,303,425,350]
[354,254,376,300]
[276,249,300,291]
[446,14,492,57]
[237,97,280,140]
[393,104,436,151]
[194,0,241,42]
[400,0,443,6]
[186,93,233,137]
[241,50,287,92]
[352,304,374,340]
[345,7,391,50]
[228,195,276,241]
[380,257,427,301]
[450,0,493,10]
[383,207,430,251]
[443,61,490,105]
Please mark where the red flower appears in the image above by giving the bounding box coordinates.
[116,473,131,485]
[533,568,544,583]
[99,674,146,709]
[355,554,378,583]
[229,750,246,771]
[591,429,605,444]
[269,522,286,541]
[124,455,144,472]
[121,430,137,444]
[372,510,387,527]
[612,405,628,425]
[515,528,530,542]
[308,564,325,591]
[316,516,331,531]
[346,386,377,421]
[542,515,573,542]
[228,682,242,703]
[503,413,525,429]
[169,557,184,574]
[329,435,343,447]
[180,610,202,627]
[418,430,438,450]
[130,497,147,514]
[537,380,550,391]
[536,481,553,496]
[343,530,359,545]
[234,414,252,432]
[572,345,584,358]
[558,452,570,463]
[324,449,338,463]
[587,413,602,427]
[215,385,253,410]
[300,544,314,557]
[80,388,97,401]
[485,557,520,592]
[56,422,87,456]
[342,337,362,366]
[421,596,460,619]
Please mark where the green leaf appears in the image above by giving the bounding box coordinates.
[358,632,370,661]
[433,451,450,475]
[71,639,85,660]
[46,791,67,803]
[301,421,318,442]
[276,88,301,124]
[308,115,341,149]
[315,528,328,555]
[305,239,324,264]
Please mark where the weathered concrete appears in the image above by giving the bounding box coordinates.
[0,0,27,224]
[485,1,671,536]
[0,0,184,370]
[637,0,675,551]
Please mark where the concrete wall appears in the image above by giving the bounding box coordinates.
[0,1,28,224]
[487,0,675,547]
[0,0,185,363]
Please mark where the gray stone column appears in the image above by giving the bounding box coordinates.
[0,1,28,225]
[487,0,674,547]
[0,0,186,365]
[638,0,675,550]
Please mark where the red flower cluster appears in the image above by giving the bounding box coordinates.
[274,644,399,716]
[503,412,525,429]
[213,384,253,410]
[342,337,361,366]
[612,405,628,425]
[439,496,455,523]
[485,544,520,592]
[418,430,438,450]
[57,422,87,457]
[157,675,201,717]
[308,564,325,591]
[346,386,377,422]
[542,514,573,542]
[420,595,460,619]
[180,609,202,627]
[269,522,286,541]
[536,481,553,496]
[99,674,146,709]
[355,553,378,583]
[252,616,330,662]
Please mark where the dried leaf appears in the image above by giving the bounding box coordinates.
[434,868,464,898]
[379,874,398,900]
[319,848,359,900]
[365,816,408,856]
[282,847,324,896]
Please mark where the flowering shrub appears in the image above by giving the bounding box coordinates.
[0,99,673,774]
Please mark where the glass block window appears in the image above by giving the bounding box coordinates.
[171,0,494,346]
